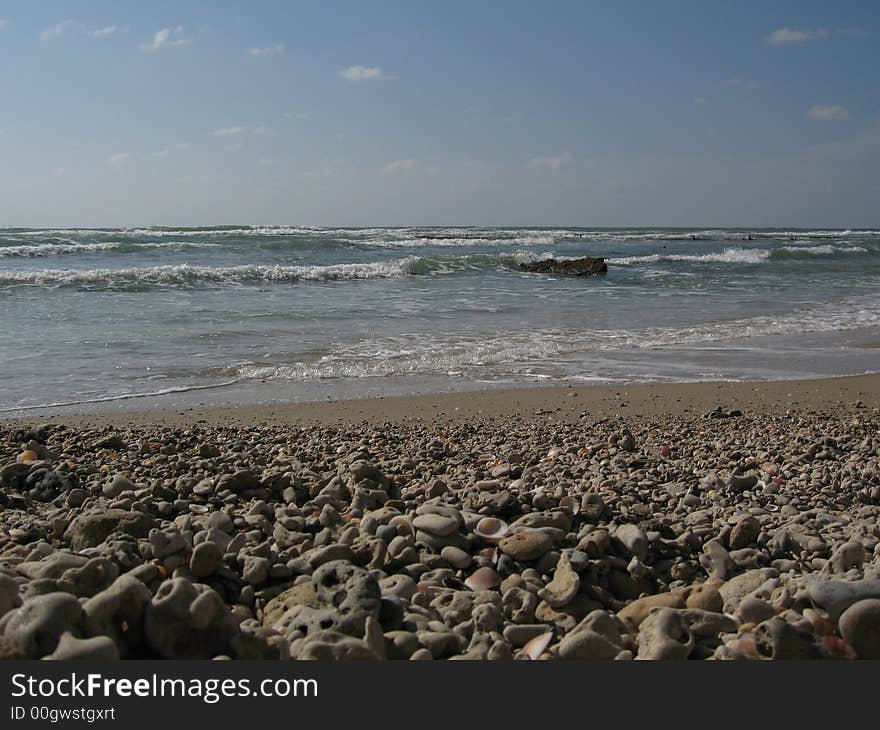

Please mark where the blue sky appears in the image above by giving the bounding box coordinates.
[0,0,877,226]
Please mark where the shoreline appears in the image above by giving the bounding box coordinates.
[7,372,879,429]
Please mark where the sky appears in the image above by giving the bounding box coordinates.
[0,0,877,227]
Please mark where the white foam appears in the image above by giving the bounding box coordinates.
[0,257,432,287]
[0,241,219,257]
[611,247,771,265]
[363,235,557,248]
[776,244,868,256]
[0,242,119,257]
[228,294,880,382]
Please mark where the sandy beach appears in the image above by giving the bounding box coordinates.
[11,372,879,429]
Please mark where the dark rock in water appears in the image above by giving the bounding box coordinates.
[518,257,607,276]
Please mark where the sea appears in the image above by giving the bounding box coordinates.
[1,226,878,415]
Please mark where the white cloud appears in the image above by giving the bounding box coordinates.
[248,44,284,57]
[258,157,279,167]
[212,126,248,136]
[766,27,830,45]
[40,20,126,41]
[141,26,191,52]
[107,152,130,166]
[381,159,419,175]
[338,65,394,82]
[40,19,78,41]
[151,143,190,157]
[693,96,710,105]
[807,104,851,120]
[91,25,128,38]
[283,112,310,120]
[225,143,244,152]
[725,76,761,89]
[528,151,573,170]
[211,125,268,137]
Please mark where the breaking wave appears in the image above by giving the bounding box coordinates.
[0,241,220,257]
[611,244,874,266]
[222,295,880,382]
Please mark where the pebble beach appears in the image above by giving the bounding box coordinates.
[2,374,880,660]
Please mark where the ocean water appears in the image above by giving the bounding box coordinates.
[1,226,879,415]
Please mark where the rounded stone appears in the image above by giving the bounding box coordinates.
[104,474,135,498]
[412,513,460,537]
[685,584,724,613]
[441,546,472,570]
[558,629,621,660]
[499,530,553,562]
[839,599,880,659]
[45,632,120,661]
[2,592,84,658]
[190,541,223,578]
[729,516,761,550]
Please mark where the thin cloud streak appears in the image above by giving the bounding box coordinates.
[248,44,284,57]
[338,65,395,82]
[528,152,573,170]
[141,26,191,52]
[807,105,851,120]
[766,27,831,45]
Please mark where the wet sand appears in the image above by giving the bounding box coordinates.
[8,373,879,429]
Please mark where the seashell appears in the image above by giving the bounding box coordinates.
[546,447,562,458]
[559,496,580,516]
[17,450,38,462]
[389,515,414,536]
[474,517,509,543]
[519,632,553,660]
[188,504,209,515]
[464,566,502,591]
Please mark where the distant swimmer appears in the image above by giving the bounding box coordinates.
[748,235,753,240]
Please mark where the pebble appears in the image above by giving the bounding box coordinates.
[440,546,472,570]
[537,552,580,608]
[412,513,459,537]
[45,632,120,661]
[498,530,553,562]
[0,406,878,661]
[618,591,687,629]
[729,516,761,550]
[838,599,880,659]
[558,629,621,660]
